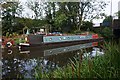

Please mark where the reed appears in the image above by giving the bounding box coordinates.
[35,41,120,78]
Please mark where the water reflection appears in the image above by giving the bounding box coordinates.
[2,42,103,79]
[83,47,104,59]
[2,58,58,78]
[44,42,95,56]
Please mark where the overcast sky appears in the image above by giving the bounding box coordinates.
[20,0,120,23]
[93,0,120,23]
[105,0,120,16]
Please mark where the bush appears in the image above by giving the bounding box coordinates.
[101,27,113,39]
[6,32,9,38]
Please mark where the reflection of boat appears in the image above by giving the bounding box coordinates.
[19,42,98,57]
[44,42,98,56]
[19,42,99,66]
[19,34,103,50]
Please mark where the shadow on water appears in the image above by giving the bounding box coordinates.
[2,42,104,79]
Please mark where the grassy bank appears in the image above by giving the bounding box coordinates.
[35,41,120,78]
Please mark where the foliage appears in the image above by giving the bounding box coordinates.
[43,2,57,32]
[14,38,25,45]
[54,13,68,31]
[35,41,120,78]
[2,2,23,35]
[81,21,93,31]
[2,1,108,35]
[44,1,107,32]
[18,17,33,28]
[103,16,113,22]
[118,11,120,19]
[100,27,113,39]
[74,21,93,34]
[115,11,120,19]
[26,0,44,19]
[102,16,112,27]
[74,30,81,34]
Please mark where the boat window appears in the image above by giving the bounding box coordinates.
[63,37,66,40]
[49,38,52,41]
[59,37,62,40]
[68,37,70,39]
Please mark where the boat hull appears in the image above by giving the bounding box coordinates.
[19,37,104,50]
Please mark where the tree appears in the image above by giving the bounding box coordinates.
[77,0,107,30]
[38,1,107,33]
[54,13,68,31]
[54,1,107,31]
[43,2,57,32]
[26,0,47,31]
[52,2,78,32]
[2,1,23,35]
[81,21,93,31]
[102,16,113,27]
[26,0,43,19]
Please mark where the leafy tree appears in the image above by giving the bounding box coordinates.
[102,16,113,27]
[81,21,93,31]
[54,1,107,31]
[54,2,79,32]
[54,13,68,31]
[43,2,57,32]
[18,17,33,28]
[18,17,48,32]
[33,1,107,33]
[26,0,48,31]
[26,0,43,19]
[2,2,23,36]
[77,0,107,30]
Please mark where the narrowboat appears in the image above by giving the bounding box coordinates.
[19,33,103,50]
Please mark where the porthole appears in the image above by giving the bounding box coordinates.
[63,37,66,40]
[59,37,62,40]
[68,37,70,39]
[49,38,52,41]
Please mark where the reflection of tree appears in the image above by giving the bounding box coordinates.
[2,56,58,78]
[2,58,23,78]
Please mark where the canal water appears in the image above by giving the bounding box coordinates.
[2,42,103,79]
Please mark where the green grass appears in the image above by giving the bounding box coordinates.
[34,41,120,78]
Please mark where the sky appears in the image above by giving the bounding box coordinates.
[93,0,120,23]
[105,0,120,16]
[20,0,120,23]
